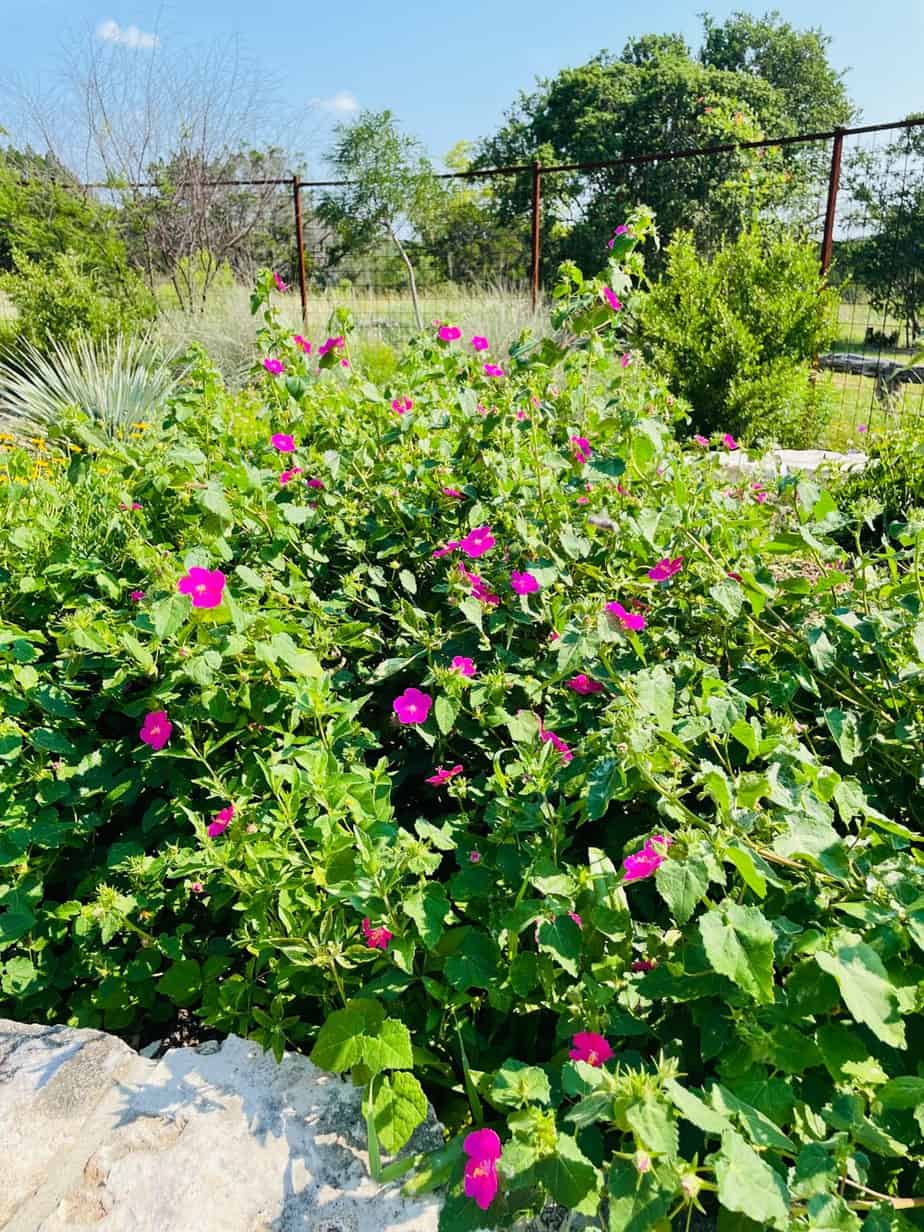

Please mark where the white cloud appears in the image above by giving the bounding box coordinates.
[313,91,359,114]
[96,19,159,49]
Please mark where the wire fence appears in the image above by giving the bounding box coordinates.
[7,116,924,434]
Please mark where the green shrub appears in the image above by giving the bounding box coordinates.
[1,251,922,1230]
[636,226,839,445]
[0,250,155,353]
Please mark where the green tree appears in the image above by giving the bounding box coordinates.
[318,111,440,329]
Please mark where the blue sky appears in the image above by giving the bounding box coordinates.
[2,0,923,174]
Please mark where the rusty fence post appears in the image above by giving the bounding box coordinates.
[820,127,845,275]
[292,174,309,327]
[530,161,542,310]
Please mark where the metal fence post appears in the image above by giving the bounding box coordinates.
[531,162,542,309]
[292,174,309,327]
[820,127,845,275]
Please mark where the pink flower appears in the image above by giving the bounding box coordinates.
[459,526,495,558]
[279,467,303,485]
[722,433,739,451]
[451,656,476,677]
[306,477,324,489]
[569,1031,613,1067]
[272,433,296,452]
[140,709,172,751]
[510,570,539,595]
[273,272,287,292]
[469,850,482,863]
[263,358,284,375]
[549,630,560,642]
[647,557,683,582]
[620,352,632,368]
[470,335,489,351]
[207,803,235,838]
[433,539,462,559]
[576,495,589,504]
[391,397,413,414]
[393,687,433,725]
[858,423,868,433]
[567,674,603,695]
[483,363,505,378]
[362,917,393,950]
[605,601,646,632]
[438,325,461,341]
[570,435,592,464]
[441,486,465,499]
[341,358,350,368]
[569,912,583,928]
[318,336,345,356]
[607,223,630,247]
[752,484,767,504]
[539,722,573,763]
[178,566,226,609]
[623,834,673,883]
[130,589,145,602]
[426,763,463,785]
[190,882,204,895]
[293,334,311,353]
[516,409,527,421]
[727,571,742,582]
[631,959,656,973]
[602,286,622,311]
[119,501,143,510]
[693,434,710,447]
[463,1129,502,1212]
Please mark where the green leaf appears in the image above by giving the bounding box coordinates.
[635,666,674,731]
[538,1132,600,1215]
[792,1144,838,1199]
[362,1017,413,1074]
[877,1076,924,1109]
[490,1059,551,1109]
[403,883,451,947]
[371,1070,428,1154]
[724,845,767,898]
[310,999,385,1071]
[200,486,233,522]
[459,597,484,632]
[120,633,155,675]
[509,952,539,996]
[664,1079,732,1136]
[444,931,500,991]
[700,905,775,1004]
[155,959,202,1007]
[772,817,849,881]
[824,707,862,765]
[0,893,38,947]
[655,855,708,924]
[713,1131,790,1230]
[434,695,459,736]
[815,944,906,1049]
[152,594,188,640]
[608,1158,670,1232]
[710,1084,795,1151]
[586,757,622,820]
[625,1095,678,1158]
[234,565,265,592]
[806,1194,862,1232]
[537,915,583,976]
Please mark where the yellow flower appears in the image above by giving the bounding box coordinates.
[131,422,151,430]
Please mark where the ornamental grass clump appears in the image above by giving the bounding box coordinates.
[0,226,922,1230]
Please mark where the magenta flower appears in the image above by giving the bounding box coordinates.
[647,557,683,582]
[459,564,501,606]
[567,674,603,695]
[516,409,527,421]
[727,571,743,582]
[438,325,461,342]
[470,335,489,351]
[569,1031,613,1067]
[463,1129,502,1212]
[362,917,393,950]
[341,358,350,368]
[441,486,465,499]
[130,589,145,602]
[293,334,311,353]
[306,477,324,490]
[318,335,345,356]
[722,433,739,451]
[620,352,632,368]
[263,358,284,375]
[271,433,296,452]
[569,912,583,928]
[752,484,767,504]
[539,722,573,763]
[207,804,235,838]
[433,539,462,559]
[469,850,481,863]
[570,435,592,464]
[623,834,673,883]
[140,709,172,751]
[631,958,656,972]
[459,525,495,558]
[119,501,143,511]
[483,363,505,378]
[178,566,226,609]
[273,272,287,292]
[391,397,413,414]
[393,687,433,725]
[858,423,868,433]
[577,495,589,505]
[602,286,622,311]
[605,601,646,632]
[190,881,204,895]
[693,434,709,447]
[279,467,303,485]
[510,570,539,595]
[451,656,476,677]
[607,223,630,246]
[426,763,463,786]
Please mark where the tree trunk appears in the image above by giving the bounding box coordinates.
[388,226,423,332]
